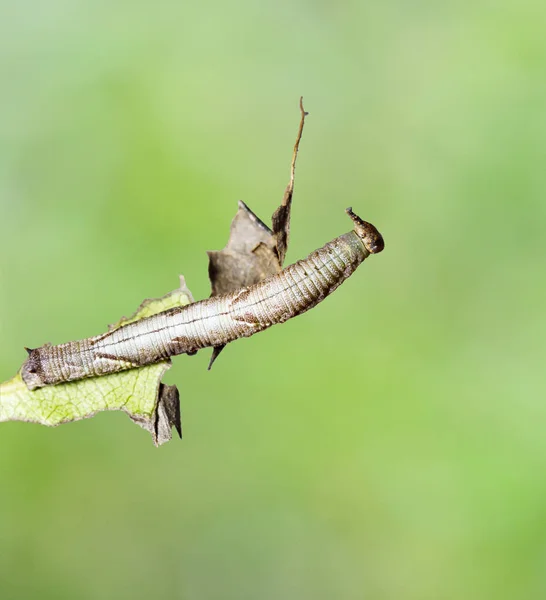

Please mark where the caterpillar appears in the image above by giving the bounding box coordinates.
[21,208,384,390]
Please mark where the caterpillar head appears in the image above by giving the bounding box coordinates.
[21,347,46,390]
[346,207,385,254]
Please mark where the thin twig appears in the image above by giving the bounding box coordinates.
[271,97,309,265]
[288,97,308,192]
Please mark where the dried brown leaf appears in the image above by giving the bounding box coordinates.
[206,99,309,369]
[207,200,281,297]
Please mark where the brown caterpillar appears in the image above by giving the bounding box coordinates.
[21,208,384,390]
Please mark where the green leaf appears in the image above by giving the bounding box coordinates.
[0,277,193,446]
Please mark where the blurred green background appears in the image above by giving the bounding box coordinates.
[1,1,545,598]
